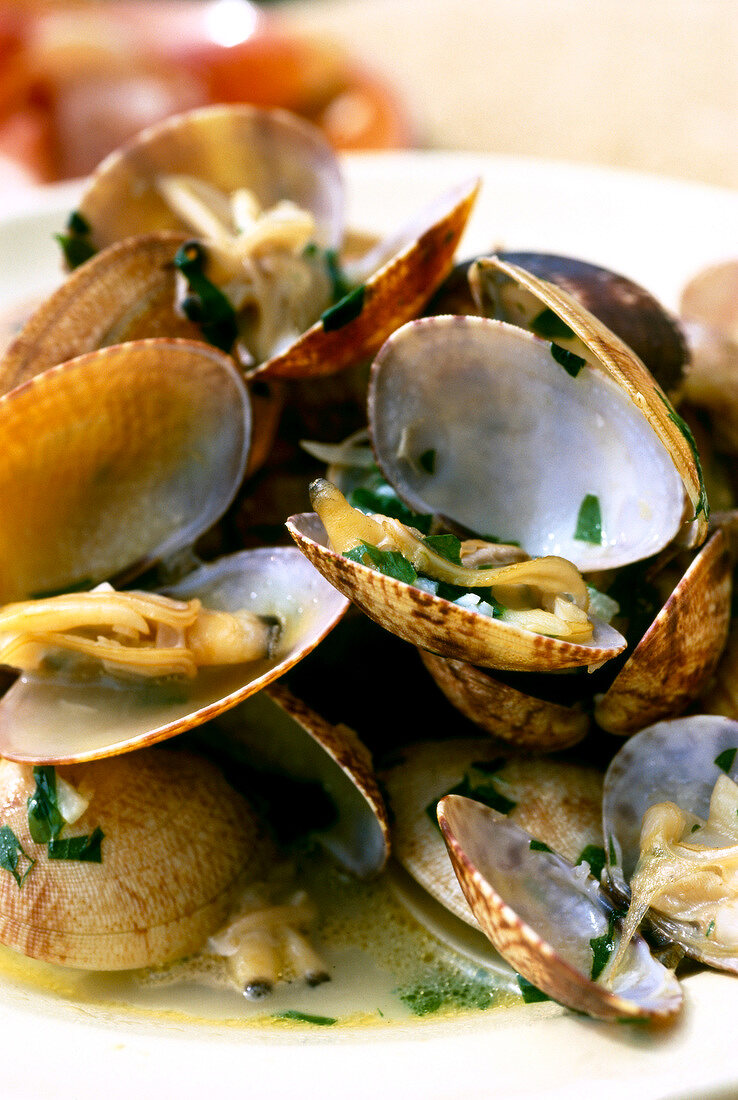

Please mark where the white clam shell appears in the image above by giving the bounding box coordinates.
[369,315,687,571]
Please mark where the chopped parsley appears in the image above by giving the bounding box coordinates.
[55,210,97,269]
[422,533,462,564]
[656,391,709,520]
[426,766,517,827]
[529,839,553,853]
[551,342,586,377]
[27,766,64,844]
[343,541,418,584]
[691,823,702,833]
[174,240,238,353]
[517,974,550,1003]
[321,285,365,331]
[47,826,104,863]
[348,474,433,533]
[715,748,737,775]
[303,242,351,302]
[706,920,715,938]
[577,845,606,882]
[608,835,618,865]
[274,1010,337,1026]
[27,765,104,863]
[0,826,35,887]
[590,916,617,980]
[530,307,575,342]
[574,493,603,544]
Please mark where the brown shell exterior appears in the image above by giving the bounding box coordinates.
[0,233,196,394]
[0,749,265,969]
[595,530,731,734]
[286,513,625,673]
[438,795,680,1021]
[384,740,603,928]
[419,650,589,751]
[478,257,708,547]
[252,178,480,381]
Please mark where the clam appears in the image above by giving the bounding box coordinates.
[60,103,477,383]
[369,279,705,564]
[0,339,347,764]
[210,682,390,878]
[287,480,626,673]
[603,715,738,972]
[0,746,267,969]
[469,251,688,396]
[382,739,605,930]
[438,795,682,1020]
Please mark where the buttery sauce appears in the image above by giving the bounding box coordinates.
[0,849,522,1029]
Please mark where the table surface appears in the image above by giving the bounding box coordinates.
[284,0,738,191]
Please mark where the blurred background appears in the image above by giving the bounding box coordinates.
[0,0,735,191]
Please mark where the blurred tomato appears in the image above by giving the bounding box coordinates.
[0,0,411,184]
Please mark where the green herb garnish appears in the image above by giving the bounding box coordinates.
[321,285,365,331]
[422,533,462,565]
[656,391,709,520]
[303,243,351,302]
[174,240,238,353]
[577,845,606,881]
[349,477,433,533]
[692,823,702,833]
[715,748,737,775]
[47,826,104,863]
[274,1010,337,1026]
[706,920,715,938]
[529,839,553,853]
[0,826,35,887]
[517,975,550,1003]
[55,210,96,269]
[551,342,586,377]
[608,835,618,865]
[574,493,603,544]
[590,916,617,980]
[426,770,517,827]
[27,766,64,844]
[530,308,575,342]
[343,541,417,584]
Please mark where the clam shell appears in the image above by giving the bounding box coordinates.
[251,177,479,382]
[77,104,344,254]
[680,259,738,344]
[470,257,708,546]
[0,339,250,605]
[418,650,589,751]
[0,233,194,395]
[476,252,688,396]
[594,530,731,734]
[439,795,683,1020]
[286,513,625,672]
[368,314,687,570]
[213,682,390,877]
[0,747,266,969]
[0,549,348,764]
[383,739,604,928]
[602,715,738,969]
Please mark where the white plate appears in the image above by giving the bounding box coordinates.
[0,152,737,1100]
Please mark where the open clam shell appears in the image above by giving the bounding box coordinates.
[383,739,605,929]
[468,257,708,546]
[252,177,479,382]
[418,650,590,751]
[594,530,731,734]
[0,747,266,969]
[212,682,390,878]
[286,513,625,673]
[473,252,688,397]
[0,548,348,764]
[76,104,344,254]
[603,715,738,970]
[439,795,682,1020]
[368,314,688,571]
[0,338,250,605]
